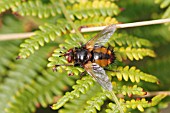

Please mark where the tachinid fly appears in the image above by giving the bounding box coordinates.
[54,25,117,91]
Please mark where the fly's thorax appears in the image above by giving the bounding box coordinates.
[73,48,92,66]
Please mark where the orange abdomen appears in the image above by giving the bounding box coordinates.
[92,47,115,67]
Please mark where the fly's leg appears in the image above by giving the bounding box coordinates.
[80,71,86,79]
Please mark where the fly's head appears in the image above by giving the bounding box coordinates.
[60,49,74,63]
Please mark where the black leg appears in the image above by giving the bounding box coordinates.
[53,64,73,71]
[80,71,86,79]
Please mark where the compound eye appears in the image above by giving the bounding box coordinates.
[68,49,73,53]
[66,56,72,63]
[65,49,73,63]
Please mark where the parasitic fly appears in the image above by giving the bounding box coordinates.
[54,25,117,91]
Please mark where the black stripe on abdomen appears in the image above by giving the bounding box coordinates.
[93,52,110,60]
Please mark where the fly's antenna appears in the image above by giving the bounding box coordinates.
[59,51,71,57]
[59,51,65,57]
[59,55,64,57]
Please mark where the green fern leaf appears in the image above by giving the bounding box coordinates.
[74,16,118,27]
[12,1,62,18]
[51,76,95,110]
[109,33,153,48]
[84,92,106,113]
[8,1,120,19]
[67,1,120,20]
[151,94,167,106]
[106,94,167,112]
[58,84,103,113]
[0,0,22,13]
[0,41,20,77]
[4,70,75,113]
[115,47,156,61]
[18,21,72,58]
[0,43,75,113]
[113,84,146,96]
[108,66,159,83]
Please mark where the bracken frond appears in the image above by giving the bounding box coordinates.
[0,0,22,13]
[109,33,153,48]
[115,47,156,61]
[58,84,103,113]
[108,66,159,83]
[12,1,62,18]
[6,0,120,19]
[106,94,167,113]
[50,66,159,112]
[74,16,118,27]
[0,43,75,113]
[4,71,75,113]
[0,46,47,112]
[84,91,107,113]
[66,0,120,20]
[18,20,72,59]
[0,41,20,78]
[113,84,146,96]
[51,76,95,110]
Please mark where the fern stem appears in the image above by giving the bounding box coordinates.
[0,32,34,41]
[59,0,85,41]
[109,91,124,113]
[79,18,170,32]
[1,18,170,41]
[117,18,170,28]
[139,91,170,98]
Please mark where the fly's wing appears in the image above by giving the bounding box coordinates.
[84,62,113,91]
[85,24,117,51]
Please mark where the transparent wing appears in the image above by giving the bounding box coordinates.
[84,62,113,91]
[85,24,117,50]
